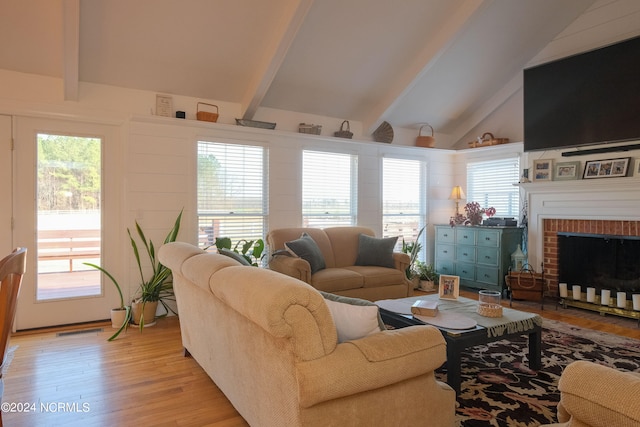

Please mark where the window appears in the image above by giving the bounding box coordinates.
[197,141,267,248]
[302,150,357,227]
[466,156,520,217]
[382,157,426,254]
[36,133,101,300]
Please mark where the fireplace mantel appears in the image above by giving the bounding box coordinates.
[521,176,640,280]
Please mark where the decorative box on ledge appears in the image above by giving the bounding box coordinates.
[298,123,322,135]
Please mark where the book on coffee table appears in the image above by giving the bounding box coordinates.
[411,300,438,317]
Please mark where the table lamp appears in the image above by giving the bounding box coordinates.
[449,186,465,215]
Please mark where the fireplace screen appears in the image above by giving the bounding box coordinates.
[558,232,640,296]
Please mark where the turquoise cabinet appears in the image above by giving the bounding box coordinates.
[434,225,523,292]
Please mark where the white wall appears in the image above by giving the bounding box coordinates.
[0,70,459,301]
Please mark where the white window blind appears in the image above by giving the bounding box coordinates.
[302,150,357,227]
[466,156,520,217]
[382,157,426,254]
[197,141,267,248]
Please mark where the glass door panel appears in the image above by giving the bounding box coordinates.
[36,134,101,300]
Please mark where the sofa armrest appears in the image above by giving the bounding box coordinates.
[269,254,312,284]
[554,360,640,427]
[296,325,447,407]
[392,252,410,274]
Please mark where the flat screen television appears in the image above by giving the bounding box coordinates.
[523,35,640,152]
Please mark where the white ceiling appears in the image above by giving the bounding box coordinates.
[0,0,601,142]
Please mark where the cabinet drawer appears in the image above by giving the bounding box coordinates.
[456,262,475,280]
[476,266,499,285]
[456,228,476,245]
[456,246,475,263]
[436,227,455,243]
[477,229,500,247]
[476,247,499,266]
[435,261,455,276]
[435,244,455,261]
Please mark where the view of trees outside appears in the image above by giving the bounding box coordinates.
[36,133,101,299]
[37,134,101,212]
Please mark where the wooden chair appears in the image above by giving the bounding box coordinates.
[0,247,27,422]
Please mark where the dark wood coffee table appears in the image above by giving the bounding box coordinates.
[377,295,542,395]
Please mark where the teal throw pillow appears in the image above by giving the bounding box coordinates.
[355,234,398,268]
[285,233,326,274]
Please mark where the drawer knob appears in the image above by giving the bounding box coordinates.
[485,237,490,241]
[463,252,468,256]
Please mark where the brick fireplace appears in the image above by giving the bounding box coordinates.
[542,219,640,295]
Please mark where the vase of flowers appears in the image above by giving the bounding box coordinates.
[450,202,496,226]
[465,202,495,225]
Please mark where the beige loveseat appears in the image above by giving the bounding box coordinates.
[541,360,640,427]
[266,226,411,301]
[158,242,455,427]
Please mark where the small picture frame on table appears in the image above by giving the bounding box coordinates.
[439,275,460,300]
[554,161,580,181]
[532,159,553,182]
[583,157,630,179]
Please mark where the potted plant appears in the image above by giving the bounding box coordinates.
[85,208,183,338]
[129,209,183,328]
[83,262,131,341]
[213,237,265,266]
[401,226,425,288]
[414,261,439,292]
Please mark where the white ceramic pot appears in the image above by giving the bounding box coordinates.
[110,307,129,329]
[419,280,435,292]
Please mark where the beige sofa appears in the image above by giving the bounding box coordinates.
[541,360,640,427]
[266,226,412,301]
[158,242,455,427]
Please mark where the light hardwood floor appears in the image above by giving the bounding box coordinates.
[3,292,639,426]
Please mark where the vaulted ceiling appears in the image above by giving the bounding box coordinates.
[0,0,600,145]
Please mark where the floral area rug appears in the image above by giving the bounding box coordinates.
[436,319,640,426]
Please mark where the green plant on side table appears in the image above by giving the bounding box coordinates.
[213,237,265,266]
[85,208,183,340]
[413,261,440,292]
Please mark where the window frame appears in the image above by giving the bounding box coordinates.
[381,155,428,259]
[301,149,358,228]
[196,139,269,248]
[465,155,520,218]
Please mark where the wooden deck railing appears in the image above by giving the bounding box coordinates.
[37,229,101,272]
